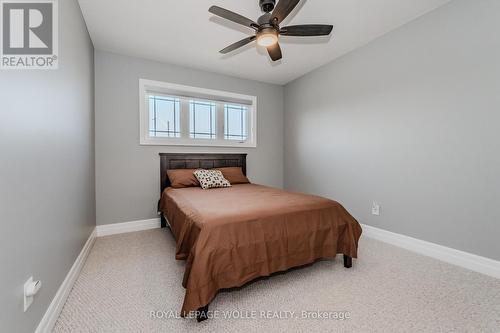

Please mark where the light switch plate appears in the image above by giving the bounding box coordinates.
[24,276,34,312]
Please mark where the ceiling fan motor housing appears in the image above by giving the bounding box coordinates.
[259,0,275,13]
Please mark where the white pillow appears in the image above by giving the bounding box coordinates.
[193,169,232,190]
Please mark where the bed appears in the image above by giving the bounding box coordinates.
[158,153,362,321]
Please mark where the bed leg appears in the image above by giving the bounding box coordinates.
[196,304,209,322]
[343,254,352,268]
[158,199,167,228]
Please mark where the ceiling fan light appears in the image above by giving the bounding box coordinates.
[257,31,278,47]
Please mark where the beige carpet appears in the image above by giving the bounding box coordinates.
[53,229,500,333]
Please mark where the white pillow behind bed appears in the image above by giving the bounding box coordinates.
[193,169,232,190]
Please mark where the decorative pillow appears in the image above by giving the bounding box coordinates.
[167,169,200,188]
[216,167,250,185]
[193,169,231,190]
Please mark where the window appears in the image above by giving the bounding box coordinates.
[189,100,216,139]
[224,104,248,141]
[148,96,180,138]
[140,79,257,147]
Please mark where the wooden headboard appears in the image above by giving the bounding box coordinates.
[159,153,247,193]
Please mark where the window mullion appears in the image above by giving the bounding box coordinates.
[180,97,189,139]
[216,102,225,141]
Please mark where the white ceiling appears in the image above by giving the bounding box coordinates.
[78,0,450,85]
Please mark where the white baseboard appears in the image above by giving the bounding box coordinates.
[96,218,161,237]
[35,228,97,333]
[34,218,161,332]
[362,224,500,279]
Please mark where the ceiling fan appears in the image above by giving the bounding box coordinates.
[209,0,333,61]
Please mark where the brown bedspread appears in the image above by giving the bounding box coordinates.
[159,183,362,316]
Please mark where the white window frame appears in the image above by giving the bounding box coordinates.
[139,79,257,147]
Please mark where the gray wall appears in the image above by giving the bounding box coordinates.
[95,51,284,225]
[0,1,95,332]
[284,0,500,260]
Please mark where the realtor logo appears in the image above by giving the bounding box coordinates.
[1,0,58,69]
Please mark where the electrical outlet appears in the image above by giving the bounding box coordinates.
[372,201,380,216]
[24,277,34,312]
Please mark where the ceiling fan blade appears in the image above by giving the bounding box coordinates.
[220,36,256,54]
[267,43,282,61]
[271,0,300,24]
[209,6,259,30]
[280,24,333,36]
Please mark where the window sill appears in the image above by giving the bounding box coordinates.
[140,137,257,148]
